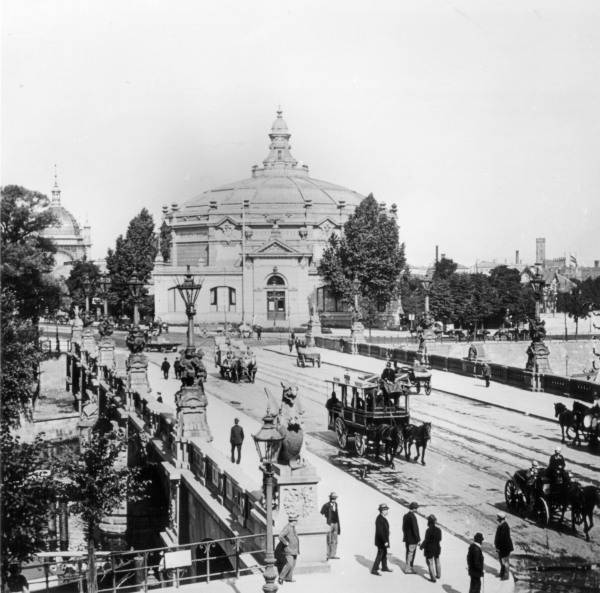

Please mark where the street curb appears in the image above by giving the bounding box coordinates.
[264,346,556,425]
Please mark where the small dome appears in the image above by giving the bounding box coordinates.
[271,109,289,133]
[43,205,82,237]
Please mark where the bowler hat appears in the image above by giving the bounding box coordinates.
[474,532,484,543]
[329,492,338,499]
[427,514,437,523]
[409,502,419,510]
[378,503,389,511]
[288,512,299,521]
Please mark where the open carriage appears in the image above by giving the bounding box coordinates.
[325,371,411,460]
[296,342,321,368]
[214,337,257,383]
[382,361,432,396]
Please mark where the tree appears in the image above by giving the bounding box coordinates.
[60,429,147,593]
[488,265,534,326]
[433,256,457,281]
[558,285,592,337]
[65,260,101,312]
[159,220,172,262]
[105,209,157,319]
[1,185,61,320]
[318,194,405,321]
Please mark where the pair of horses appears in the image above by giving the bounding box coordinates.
[374,421,432,466]
[554,401,600,445]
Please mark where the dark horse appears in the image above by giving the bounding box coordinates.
[403,422,432,465]
[374,423,403,468]
[554,402,584,445]
[569,484,600,541]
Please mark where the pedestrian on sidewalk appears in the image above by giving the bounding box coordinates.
[482,362,491,388]
[255,325,262,340]
[420,514,441,582]
[371,503,392,575]
[288,332,295,353]
[402,501,421,573]
[467,532,485,593]
[173,357,182,380]
[320,492,340,559]
[278,513,300,584]
[494,512,513,581]
[229,418,244,464]
[161,357,171,379]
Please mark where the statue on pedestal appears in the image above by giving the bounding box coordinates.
[525,317,551,373]
[126,326,150,393]
[97,316,115,368]
[174,358,212,443]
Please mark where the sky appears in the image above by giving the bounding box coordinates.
[2,0,599,267]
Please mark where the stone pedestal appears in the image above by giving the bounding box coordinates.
[98,338,115,368]
[526,341,551,373]
[175,384,213,444]
[273,463,329,569]
[305,317,322,348]
[127,353,151,394]
[350,320,365,354]
[81,327,97,356]
[71,318,83,345]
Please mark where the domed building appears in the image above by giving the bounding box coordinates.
[154,110,366,327]
[41,172,92,278]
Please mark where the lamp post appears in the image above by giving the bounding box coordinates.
[169,265,203,350]
[352,276,361,321]
[253,410,284,593]
[96,274,110,317]
[420,270,433,316]
[82,274,92,314]
[127,273,144,326]
[530,264,545,322]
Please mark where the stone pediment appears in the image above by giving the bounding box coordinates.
[248,240,311,259]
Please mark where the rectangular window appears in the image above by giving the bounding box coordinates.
[210,287,217,306]
[229,287,236,306]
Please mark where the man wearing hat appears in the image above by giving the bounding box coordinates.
[402,502,421,573]
[548,446,565,474]
[467,533,485,593]
[278,513,300,584]
[494,512,513,581]
[320,492,341,559]
[371,503,392,575]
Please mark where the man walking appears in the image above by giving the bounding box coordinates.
[173,357,181,380]
[494,512,513,580]
[320,492,340,560]
[255,325,262,340]
[161,357,171,379]
[229,418,244,464]
[402,501,421,573]
[371,503,392,575]
[420,514,442,582]
[467,532,485,593]
[482,362,491,388]
[278,513,300,584]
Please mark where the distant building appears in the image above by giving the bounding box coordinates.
[40,172,91,278]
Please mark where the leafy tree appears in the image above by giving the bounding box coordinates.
[159,220,172,262]
[433,256,457,281]
[60,429,147,593]
[1,185,61,319]
[557,285,592,336]
[105,209,157,319]
[488,265,534,326]
[318,194,405,320]
[65,260,101,312]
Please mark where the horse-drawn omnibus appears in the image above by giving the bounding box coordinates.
[325,371,411,461]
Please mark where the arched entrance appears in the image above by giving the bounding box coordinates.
[266,274,286,321]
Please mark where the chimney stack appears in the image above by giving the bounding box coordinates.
[435,245,439,263]
[515,250,520,265]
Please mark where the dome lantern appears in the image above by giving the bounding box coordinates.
[262,108,298,169]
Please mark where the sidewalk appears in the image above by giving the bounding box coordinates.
[264,344,593,423]
[144,353,514,593]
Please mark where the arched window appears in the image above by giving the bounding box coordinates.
[267,275,285,286]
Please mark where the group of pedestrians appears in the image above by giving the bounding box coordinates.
[160,357,183,380]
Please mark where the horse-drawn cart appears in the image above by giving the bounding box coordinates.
[296,343,321,368]
[383,362,432,396]
[325,372,410,463]
[214,337,257,383]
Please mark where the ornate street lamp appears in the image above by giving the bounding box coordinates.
[170,265,204,350]
[253,410,284,593]
[127,273,144,326]
[96,274,111,317]
[82,274,92,314]
[529,264,545,321]
[351,276,361,321]
[420,270,433,315]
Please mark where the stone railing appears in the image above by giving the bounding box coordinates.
[314,337,600,402]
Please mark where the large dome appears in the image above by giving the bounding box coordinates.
[44,205,82,237]
[178,110,364,222]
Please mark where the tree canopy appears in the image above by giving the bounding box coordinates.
[66,260,102,312]
[318,194,405,315]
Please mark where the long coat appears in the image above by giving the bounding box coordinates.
[279,523,300,555]
[320,501,341,533]
[374,514,390,547]
[494,521,514,556]
[230,424,244,445]
[421,525,442,558]
[467,543,484,577]
[402,511,420,545]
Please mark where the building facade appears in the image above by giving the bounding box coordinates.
[153,110,365,327]
[41,173,91,278]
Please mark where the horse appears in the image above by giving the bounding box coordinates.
[554,402,583,445]
[374,423,403,468]
[403,422,432,465]
[569,484,600,541]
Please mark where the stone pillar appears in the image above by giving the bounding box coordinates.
[81,327,97,356]
[71,316,83,345]
[127,353,150,395]
[175,385,213,447]
[98,338,115,370]
[350,320,365,354]
[305,316,322,348]
[273,463,329,572]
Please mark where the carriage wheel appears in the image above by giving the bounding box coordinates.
[354,434,367,457]
[416,382,421,394]
[504,480,520,510]
[534,497,550,526]
[334,417,348,449]
[425,382,432,396]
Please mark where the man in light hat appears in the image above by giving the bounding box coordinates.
[548,446,565,474]
[278,513,300,584]
[371,503,392,575]
[467,533,484,593]
[494,512,513,581]
[402,502,421,573]
[320,492,340,559]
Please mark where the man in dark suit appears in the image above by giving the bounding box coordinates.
[402,501,421,573]
[320,492,340,559]
[467,532,485,593]
[229,418,244,464]
[371,503,392,575]
[494,513,513,580]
